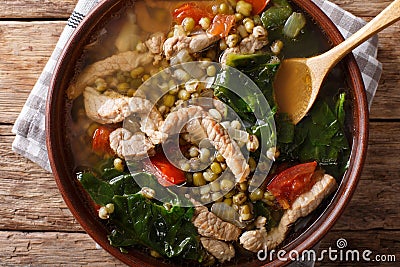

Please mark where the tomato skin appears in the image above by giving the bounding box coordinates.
[172,2,212,24]
[92,126,114,155]
[207,14,236,37]
[149,154,186,186]
[267,161,317,209]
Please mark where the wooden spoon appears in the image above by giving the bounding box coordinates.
[274,0,400,124]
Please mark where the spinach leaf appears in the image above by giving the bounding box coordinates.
[224,53,279,111]
[78,169,205,261]
[276,113,295,144]
[214,68,260,125]
[109,174,141,196]
[109,194,204,261]
[78,172,114,206]
[216,52,349,177]
[261,0,293,29]
[277,94,350,177]
[215,52,279,148]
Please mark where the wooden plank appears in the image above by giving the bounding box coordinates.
[0,0,393,19]
[0,128,82,232]
[370,24,400,119]
[333,120,400,230]
[316,230,399,266]
[332,0,392,18]
[0,230,397,266]
[0,21,65,124]
[1,121,400,232]
[0,0,77,18]
[0,231,125,266]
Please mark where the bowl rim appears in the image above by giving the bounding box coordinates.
[46,0,369,266]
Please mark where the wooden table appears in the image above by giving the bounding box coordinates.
[0,0,399,266]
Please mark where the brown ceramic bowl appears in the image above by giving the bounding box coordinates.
[46,0,368,266]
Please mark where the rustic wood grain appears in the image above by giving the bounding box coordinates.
[0,0,77,19]
[0,0,394,19]
[316,230,399,266]
[370,23,400,120]
[332,0,393,18]
[0,126,82,232]
[0,22,65,124]
[0,231,124,266]
[0,230,398,266]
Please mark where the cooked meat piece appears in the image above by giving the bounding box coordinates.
[193,205,241,241]
[213,99,228,118]
[201,118,250,182]
[160,106,250,182]
[240,173,337,252]
[220,26,269,64]
[67,51,153,99]
[127,97,165,145]
[163,33,220,60]
[84,87,130,124]
[184,118,207,145]
[254,216,267,229]
[239,227,267,253]
[145,32,165,55]
[84,87,164,145]
[109,128,155,159]
[160,106,205,136]
[200,237,235,263]
[145,32,166,65]
[239,26,269,54]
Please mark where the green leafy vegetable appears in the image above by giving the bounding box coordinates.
[215,53,279,128]
[214,74,256,125]
[224,53,279,110]
[93,157,123,180]
[276,113,295,144]
[109,194,203,261]
[78,169,205,261]
[261,0,293,29]
[215,51,349,177]
[278,93,350,177]
[214,53,279,161]
[78,172,115,206]
[109,174,141,196]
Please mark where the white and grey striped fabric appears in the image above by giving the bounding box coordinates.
[12,0,100,171]
[12,0,382,173]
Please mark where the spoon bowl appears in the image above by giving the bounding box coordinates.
[274,0,400,124]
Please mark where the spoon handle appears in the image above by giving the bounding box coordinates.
[321,0,400,66]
